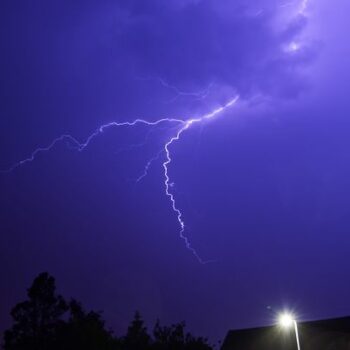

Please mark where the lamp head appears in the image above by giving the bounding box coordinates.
[278,313,295,328]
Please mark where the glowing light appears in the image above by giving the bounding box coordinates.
[281,0,310,55]
[279,313,295,328]
[1,96,239,263]
[299,0,309,15]
[278,312,301,350]
[288,41,300,52]
[284,40,303,54]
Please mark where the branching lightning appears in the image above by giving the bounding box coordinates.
[1,96,239,263]
[136,76,214,103]
[156,78,214,103]
[1,134,82,173]
[135,149,164,183]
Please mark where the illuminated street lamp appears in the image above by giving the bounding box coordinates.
[278,313,301,350]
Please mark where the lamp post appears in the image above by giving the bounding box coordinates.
[278,313,301,350]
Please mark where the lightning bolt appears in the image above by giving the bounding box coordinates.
[1,96,239,263]
[155,78,214,103]
[136,76,214,103]
[0,134,83,173]
[135,149,164,183]
[162,97,239,263]
[1,118,184,173]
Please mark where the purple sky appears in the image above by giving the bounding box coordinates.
[1,0,350,343]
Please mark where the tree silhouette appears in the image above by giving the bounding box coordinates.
[57,299,117,350]
[3,273,213,350]
[153,321,212,350]
[123,311,151,350]
[3,272,67,350]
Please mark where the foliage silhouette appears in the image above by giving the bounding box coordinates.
[4,272,67,350]
[123,311,151,350]
[3,273,213,350]
[153,320,212,350]
[57,299,116,350]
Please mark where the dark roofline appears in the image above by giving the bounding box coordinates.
[225,315,350,334]
[222,315,350,350]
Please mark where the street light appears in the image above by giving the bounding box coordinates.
[278,313,301,350]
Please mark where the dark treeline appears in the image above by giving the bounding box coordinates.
[3,273,213,350]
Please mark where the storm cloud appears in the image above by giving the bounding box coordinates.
[108,0,315,100]
[3,0,350,344]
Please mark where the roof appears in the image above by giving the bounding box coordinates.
[221,316,350,350]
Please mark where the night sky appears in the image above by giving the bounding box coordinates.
[1,0,350,343]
